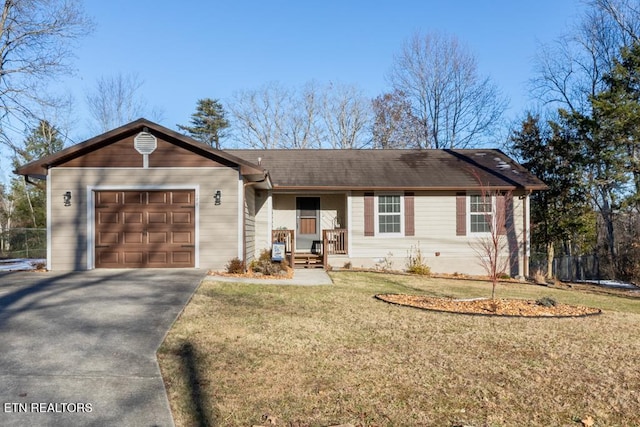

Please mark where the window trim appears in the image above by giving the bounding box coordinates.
[374,193,404,237]
[467,193,494,235]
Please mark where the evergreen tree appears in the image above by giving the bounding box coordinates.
[10,120,65,228]
[178,98,230,149]
[590,40,640,209]
[509,113,593,277]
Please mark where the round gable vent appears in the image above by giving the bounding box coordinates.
[134,131,157,155]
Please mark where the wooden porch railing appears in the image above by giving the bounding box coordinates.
[272,229,295,267]
[322,228,348,266]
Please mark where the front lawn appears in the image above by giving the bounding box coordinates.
[158,272,640,426]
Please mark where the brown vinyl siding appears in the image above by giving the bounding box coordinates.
[59,136,226,169]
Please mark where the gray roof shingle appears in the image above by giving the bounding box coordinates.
[226,149,546,191]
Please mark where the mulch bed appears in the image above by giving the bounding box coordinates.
[376,294,602,318]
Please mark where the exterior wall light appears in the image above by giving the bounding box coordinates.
[214,190,222,205]
[63,191,72,207]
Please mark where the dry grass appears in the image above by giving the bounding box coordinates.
[158,271,640,427]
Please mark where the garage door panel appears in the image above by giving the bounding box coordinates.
[148,212,167,223]
[148,232,167,243]
[98,212,120,224]
[172,192,192,204]
[98,232,119,244]
[97,191,120,205]
[124,232,144,244]
[148,252,168,264]
[171,231,191,244]
[124,212,143,224]
[172,252,192,264]
[95,190,195,268]
[98,251,119,264]
[148,192,168,204]
[124,192,144,204]
[172,212,192,224]
[123,251,144,264]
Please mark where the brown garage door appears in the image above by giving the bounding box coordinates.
[95,190,195,268]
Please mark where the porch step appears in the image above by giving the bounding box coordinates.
[293,253,324,269]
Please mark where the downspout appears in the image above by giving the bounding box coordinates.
[523,189,532,278]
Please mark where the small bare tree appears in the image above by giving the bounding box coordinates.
[469,186,517,299]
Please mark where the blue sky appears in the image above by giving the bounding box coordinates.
[65,0,582,137]
[3,0,584,182]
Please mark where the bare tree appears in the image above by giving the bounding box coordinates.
[371,90,422,148]
[0,0,92,148]
[85,73,164,133]
[468,176,518,299]
[387,31,507,149]
[229,82,292,148]
[532,0,640,113]
[287,81,321,148]
[319,82,372,149]
[229,80,371,149]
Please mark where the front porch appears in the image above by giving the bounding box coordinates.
[272,228,348,269]
[267,193,349,269]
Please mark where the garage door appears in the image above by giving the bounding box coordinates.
[95,190,195,268]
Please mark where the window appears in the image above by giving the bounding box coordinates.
[378,195,401,234]
[470,194,492,233]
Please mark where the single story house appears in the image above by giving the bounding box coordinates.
[15,118,546,277]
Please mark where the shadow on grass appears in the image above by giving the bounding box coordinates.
[333,271,436,295]
[178,342,218,427]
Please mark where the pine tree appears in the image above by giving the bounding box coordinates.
[509,113,592,278]
[178,98,230,149]
[10,120,65,228]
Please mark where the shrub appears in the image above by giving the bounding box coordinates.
[226,257,245,274]
[536,296,557,307]
[533,269,548,285]
[249,249,288,276]
[406,244,431,276]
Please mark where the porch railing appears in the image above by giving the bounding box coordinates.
[322,228,348,266]
[271,229,295,266]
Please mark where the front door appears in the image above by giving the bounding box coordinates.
[296,197,320,253]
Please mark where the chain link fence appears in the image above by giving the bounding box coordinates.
[0,228,46,259]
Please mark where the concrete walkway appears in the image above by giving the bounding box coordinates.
[0,269,205,427]
[205,268,333,285]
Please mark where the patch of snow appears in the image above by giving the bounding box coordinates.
[575,279,638,290]
[0,258,46,271]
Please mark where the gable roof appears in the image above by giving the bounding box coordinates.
[226,149,547,191]
[14,118,267,182]
[13,118,545,192]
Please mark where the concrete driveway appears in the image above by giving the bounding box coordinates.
[0,269,205,427]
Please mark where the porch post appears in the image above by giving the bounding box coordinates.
[322,229,328,267]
